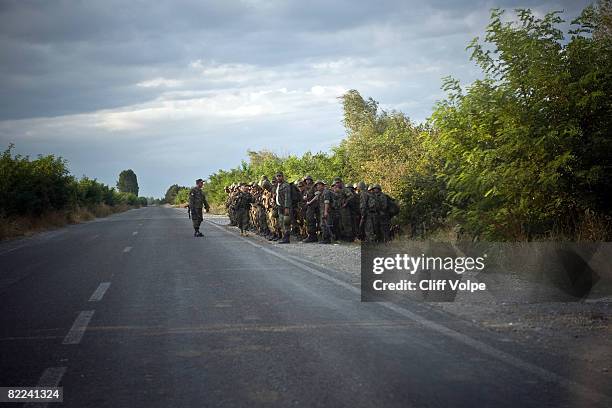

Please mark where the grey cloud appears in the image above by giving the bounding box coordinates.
[0,0,594,196]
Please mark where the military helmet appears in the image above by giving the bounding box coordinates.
[369,183,381,191]
[357,181,367,191]
[332,177,342,185]
[313,179,325,186]
[304,175,313,181]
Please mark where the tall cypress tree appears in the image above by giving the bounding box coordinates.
[117,169,139,195]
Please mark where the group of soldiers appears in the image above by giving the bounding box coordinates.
[225,172,399,244]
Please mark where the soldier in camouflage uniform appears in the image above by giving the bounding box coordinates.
[362,184,393,242]
[248,183,257,233]
[251,183,267,236]
[274,172,293,244]
[315,180,335,244]
[292,180,307,239]
[258,187,270,236]
[332,177,355,242]
[188,178,210,237]
[302,175,318,243]
[227,184,239,226]
[233,183,254,236]
[348,183,361,240]
[264,178,280,241]
[354,181,368,240]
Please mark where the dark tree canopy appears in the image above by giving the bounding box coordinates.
[117,169,139,196]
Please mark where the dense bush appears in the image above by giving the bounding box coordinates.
[0,144,149,219]
[174,187,190,205]
[163,184,188,204]
[430,4,612,239]
[1,145,73,217]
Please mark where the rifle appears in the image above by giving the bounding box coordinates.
[187,204,191,219]
[323,218,335,241]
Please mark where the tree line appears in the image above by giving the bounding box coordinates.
[1,144,149,238]
[194,3,611,241]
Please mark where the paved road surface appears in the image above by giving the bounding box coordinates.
[1,206,610,407]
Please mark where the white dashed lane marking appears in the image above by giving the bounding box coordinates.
[123,246,132,253]
[132,231,138,236]
[88,282,111,302]
[62,311,95,345]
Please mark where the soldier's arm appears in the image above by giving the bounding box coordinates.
[203,192,210,212]
[284,184,292,209]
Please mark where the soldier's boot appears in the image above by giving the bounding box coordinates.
[194,228,203,237]
[243,230,249,237]
[271,233,280,241]
[278,232,290,244]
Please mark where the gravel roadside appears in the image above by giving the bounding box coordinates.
[205,213,611,375]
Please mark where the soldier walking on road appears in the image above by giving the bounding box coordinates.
[189,178,210,237]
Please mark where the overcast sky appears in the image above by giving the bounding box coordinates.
[0,0,590,197]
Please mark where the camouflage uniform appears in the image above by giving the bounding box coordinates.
[318,184,336,243]
[362,184,391,242]
[275,178,293,242]
[266,181,280,240]
[293,182,306,239]
[303,181,319,242]
[227,185,239,226]
[189,185,209,234]
[347,185,361,240]
[334,184,356,241]
[233,189,253,234]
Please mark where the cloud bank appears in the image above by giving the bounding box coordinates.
[0,0,590,196]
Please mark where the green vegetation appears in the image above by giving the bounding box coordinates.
[0,144,150,239]
[201,2,611,241]
[163,184,190,205]
[117,169,139,196]
[174,187,191,205]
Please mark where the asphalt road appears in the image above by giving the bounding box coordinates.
[0,206,610,407]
